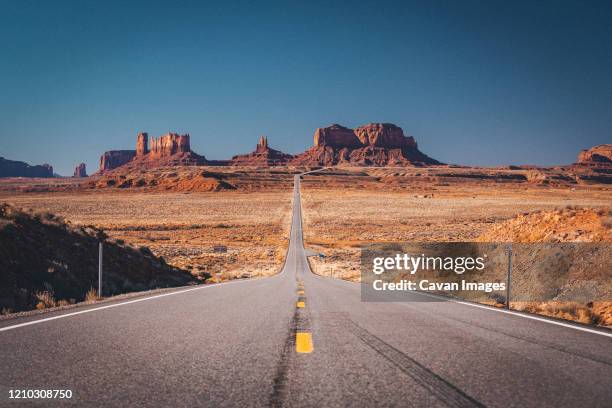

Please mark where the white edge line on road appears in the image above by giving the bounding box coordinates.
[312,274,612,338]
[408,290,612,338]
[0,278,254,333]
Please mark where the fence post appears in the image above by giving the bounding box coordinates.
[506,244,512,310]
[98,242,103,297]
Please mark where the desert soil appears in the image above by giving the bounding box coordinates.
[301,184,611,280]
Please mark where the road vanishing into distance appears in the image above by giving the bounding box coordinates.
[1,172,611,407]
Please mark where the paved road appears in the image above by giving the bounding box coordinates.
[0,174,611,407]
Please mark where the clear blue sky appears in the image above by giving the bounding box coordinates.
[1,0,611,175]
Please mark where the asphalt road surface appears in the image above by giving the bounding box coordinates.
[0,174,611,407]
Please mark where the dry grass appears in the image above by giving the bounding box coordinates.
[34,291,56,310]
[512,302,612,326]
[84,288,100,303]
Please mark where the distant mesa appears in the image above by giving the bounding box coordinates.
[290,123,441,166]
[576,144,612,166]
[73,163,87,177]
[0,157,54,178]
[99,132,208,172]
[230,136,293,166]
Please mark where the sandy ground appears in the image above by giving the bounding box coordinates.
[301,184,612,281]
[1,191,292,280]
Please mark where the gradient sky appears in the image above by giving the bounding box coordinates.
[1,0,611,175]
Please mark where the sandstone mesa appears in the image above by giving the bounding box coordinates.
[99,132,208,172]
[290,123,441,166]
[0,157,53,178]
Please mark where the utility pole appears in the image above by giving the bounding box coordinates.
[98,242,103,297]
[506,244,512,310]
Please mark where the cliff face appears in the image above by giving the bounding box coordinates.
[577,144,612,166]
[136,132,148,156]
[148,133,191,159]
[99,150,136,172]
[354,123,415,148]
[314,125,362,149]
[73,163,87,177]
[98,132,207,172]
[230,136,293,166]
[292,123,440,166]
[0,157,54,178]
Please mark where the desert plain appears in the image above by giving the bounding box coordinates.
[2,189,293,281]
[1,165,611,325]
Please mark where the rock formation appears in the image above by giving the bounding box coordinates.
[98,132,208,172]
[577,144,612,166]
[230,136,294,166]
[148,133,191,159]
[354,123,417,148]
[314,125,362,149]
[257,135,268,151]
[0,157,54,178]
[73,163,87,177]
[99,150,136,172]
[136,132,148,156]
[291,123,440,166]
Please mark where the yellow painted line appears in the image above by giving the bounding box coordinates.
[296,301,305,308]
[297,290,305,295]
[296,332,313,353]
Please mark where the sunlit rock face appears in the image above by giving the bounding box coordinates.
[292,123,441,166]
[577,144,612,166]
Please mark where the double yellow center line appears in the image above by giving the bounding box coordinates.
[295,280,313,353]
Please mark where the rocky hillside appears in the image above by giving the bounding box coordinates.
[478,207,611,326]
[290,123,441,166]
[0,204,197,314]
[577,144,612,166]
[478,207,611,242]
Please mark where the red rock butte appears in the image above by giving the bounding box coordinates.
[230,136,293,166]
[73,162,87,177]
[291,123,441,166]
[99,132,207,172]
